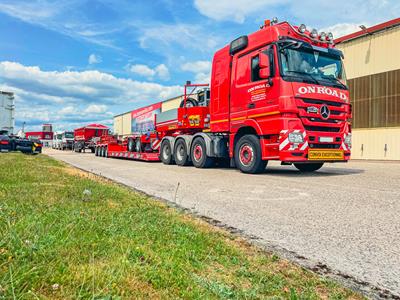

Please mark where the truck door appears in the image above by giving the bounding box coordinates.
[231,45,276,123]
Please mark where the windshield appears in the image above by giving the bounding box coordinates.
[279,42,346,89]
[65,132,74,138]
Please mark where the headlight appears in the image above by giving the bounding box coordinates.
[288,132,304,143]
[344,134,352,147]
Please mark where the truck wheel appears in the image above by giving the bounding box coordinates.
[160,140,174,165]
[234,135,267,174]
[127,138,135,152]
[294,163,324,172]
[174,139,190,166]
[104,146,108,157]
[95,146,98,156]
[91,147,95,153]
[191,137,214,168]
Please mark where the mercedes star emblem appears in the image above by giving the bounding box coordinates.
[320,105,330,119]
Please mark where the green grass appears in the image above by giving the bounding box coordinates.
[0,153,362,299]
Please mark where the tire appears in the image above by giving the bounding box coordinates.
[294,163,324,172]
[174,139,190,166]
[234,135,267,174]
[91,147,95,153]
[135,138,142,153]
[160,140,174,165]
[104,146,108,157]
[180,97,198,108]
[95,146,98,156]
[191,137,214,168]
[127,138,135,152]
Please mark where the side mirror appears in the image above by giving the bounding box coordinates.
[259,52,270,79]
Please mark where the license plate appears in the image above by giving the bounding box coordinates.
[319,136,334,143]
[308,150,344,160]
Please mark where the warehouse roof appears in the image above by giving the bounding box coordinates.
[335,18,400,44]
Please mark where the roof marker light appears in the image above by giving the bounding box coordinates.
[298,24,306,33]
[310,29,318,38]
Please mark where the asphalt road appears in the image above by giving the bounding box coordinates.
[44,148,400,298]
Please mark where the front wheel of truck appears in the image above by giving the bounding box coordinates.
[234,135,267,174]
[294,163,324,172]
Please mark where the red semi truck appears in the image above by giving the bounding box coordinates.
[96,19,351,173]
[73,123,109,153]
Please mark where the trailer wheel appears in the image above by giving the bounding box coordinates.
[191,137,214,168]
[294,163,324,172]
[234,135,267,174]
[135,138,142,153]
[127,138,135,152]
[160,140,174,165]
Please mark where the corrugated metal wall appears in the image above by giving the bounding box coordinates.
[337,25,400,160]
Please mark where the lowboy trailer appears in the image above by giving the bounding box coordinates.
[95,19,352,173]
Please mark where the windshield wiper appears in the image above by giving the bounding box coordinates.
[284,70,320,85]
[321,76,347,89]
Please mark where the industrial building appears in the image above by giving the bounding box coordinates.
[0,91,15,133]
[336,18,400,160]
[25,124,54,147]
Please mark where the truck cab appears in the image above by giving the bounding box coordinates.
[60,131,74,150]
[53,131,62,149]
[209,20,351,173]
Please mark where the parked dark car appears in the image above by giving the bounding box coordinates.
[0,134,11,152]
[16,138,42,154]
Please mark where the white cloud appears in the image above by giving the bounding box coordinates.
[154,64,170,81]
[181,61,211,73]
[320,23,364,39]
[88,54,102,65]
[84,104,107,114]
[194,0,286,23]
[138,23,220,56]
[181,60,211,84]
[128,63,170,81]
[0,1,123,50]
[59,106,76,115]
[0,61,182,130]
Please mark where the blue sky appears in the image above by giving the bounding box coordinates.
[0,0,399,132]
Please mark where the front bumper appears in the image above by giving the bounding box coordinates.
[278,129,351,162]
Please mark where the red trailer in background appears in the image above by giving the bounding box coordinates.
[73,123,109,153]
